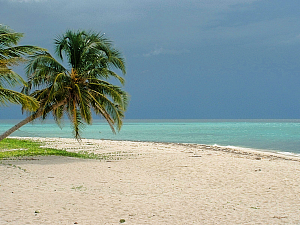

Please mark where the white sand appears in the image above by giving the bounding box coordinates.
[1,137,300,224]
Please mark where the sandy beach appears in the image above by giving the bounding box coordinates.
[1,137,300,224]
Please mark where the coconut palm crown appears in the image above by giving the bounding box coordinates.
[0,29,128,141]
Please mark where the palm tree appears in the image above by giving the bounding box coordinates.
[0,30,128,141]
[0,24,41,111]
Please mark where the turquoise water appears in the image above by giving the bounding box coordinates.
[1,119,300,154]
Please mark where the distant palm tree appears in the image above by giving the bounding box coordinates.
[0,24,41,110]
[0,30,128,141]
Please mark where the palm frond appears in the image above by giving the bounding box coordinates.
[0,88,39,111]
[26,51,66,89]
[88,88,125,132]
[0,68,26,87]
[0,24,23,47]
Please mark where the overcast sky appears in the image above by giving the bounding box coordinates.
[1,0,300,119]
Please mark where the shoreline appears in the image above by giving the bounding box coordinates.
[10,136,300,162]
[2,118,300,154]
[1,136,300,224]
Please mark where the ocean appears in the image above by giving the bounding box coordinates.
[1,119,300,155]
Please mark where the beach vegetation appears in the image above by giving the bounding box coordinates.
[71,185,86,191]
[0,24,42,111]
[0,138,111,160]
[0,29,128,141]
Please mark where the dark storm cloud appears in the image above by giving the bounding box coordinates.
[1,0,300,119]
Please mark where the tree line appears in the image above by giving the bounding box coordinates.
[0,24,129,141]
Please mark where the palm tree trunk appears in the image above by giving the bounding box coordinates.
[0,109,43,141]
[0,100,67,141]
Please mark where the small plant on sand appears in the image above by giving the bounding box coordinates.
[71,185,86,191]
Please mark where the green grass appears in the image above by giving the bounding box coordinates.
[0,138,107,160]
